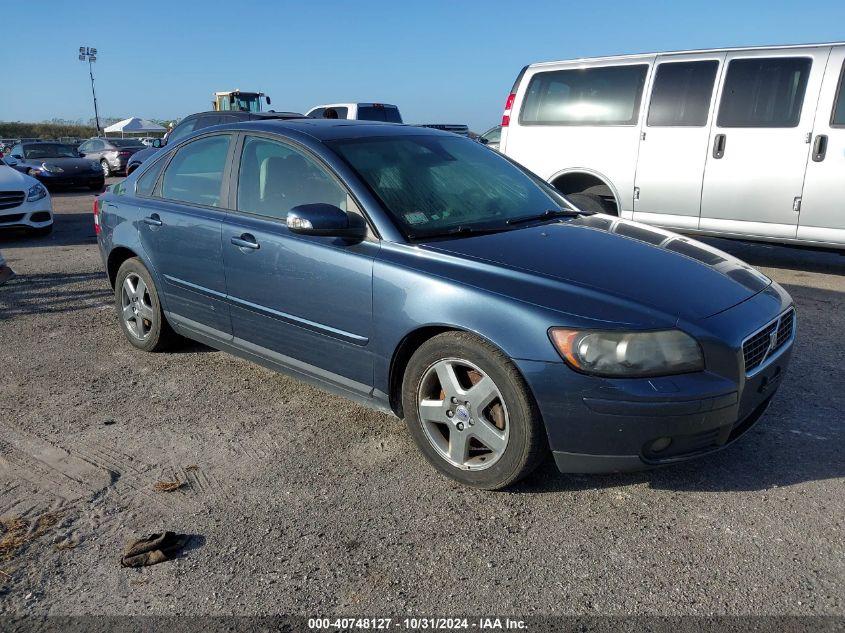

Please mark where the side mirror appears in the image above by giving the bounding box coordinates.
[287,204,367,240]
[152,139,162,148]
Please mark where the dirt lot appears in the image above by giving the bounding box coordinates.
[0,181,843,617]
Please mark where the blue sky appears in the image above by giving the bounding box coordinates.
[2,0,844,131]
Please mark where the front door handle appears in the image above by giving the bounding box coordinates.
[143,214,162,227]
[231,234,260,250]
[712,134,726,159]
[812,134,828,162]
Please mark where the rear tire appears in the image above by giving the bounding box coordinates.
[100,160,111,177]
[401,331,547,489]
[565,192,617,215]
[114,258,177,352]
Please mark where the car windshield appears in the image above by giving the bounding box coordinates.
[328,135,566,238]
[109,139,145,148]
[23,144,79,159]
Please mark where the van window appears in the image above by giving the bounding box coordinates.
[717,57,811,128]
[160,134,231,207]
[833,62,845,127]
[648,60,719,127]
[519,65,648,126]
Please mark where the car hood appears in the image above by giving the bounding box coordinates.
[32,157,100,171]
[0,164,37,188]
[419,216,771,321]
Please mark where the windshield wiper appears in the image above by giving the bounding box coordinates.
[410,224,515,240]
[506,208,592,226]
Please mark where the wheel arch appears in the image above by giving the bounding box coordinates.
[106,246,138,289]
[387,325,529,418]
[548,168,621,214]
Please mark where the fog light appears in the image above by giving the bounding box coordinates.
[650,437,672,453]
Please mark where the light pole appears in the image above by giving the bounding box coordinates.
[79,46,101,136]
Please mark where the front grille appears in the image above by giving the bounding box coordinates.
[0,212,26,223]
[0,191,25,210]
[743,308,795,374]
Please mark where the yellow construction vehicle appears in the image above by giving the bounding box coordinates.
[212,90,271,113]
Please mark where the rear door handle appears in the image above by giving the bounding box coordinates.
[712,134,726,159]
[812,134,828,162]
[231,234,260,250]
[143,213,162,227]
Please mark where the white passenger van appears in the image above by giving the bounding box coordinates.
[500,42,845,249]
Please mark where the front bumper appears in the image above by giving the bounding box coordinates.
[0,203,53,230]
[518,286,794,474]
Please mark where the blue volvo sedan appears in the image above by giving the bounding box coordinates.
[95,119,795,489]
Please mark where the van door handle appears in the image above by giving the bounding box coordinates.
[812,134,828,162]
[712,134,726,159]
[143,214,162,227]
[231,234,260,250]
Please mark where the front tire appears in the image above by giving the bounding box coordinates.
[114,258,176,352]
[401,331,547,489]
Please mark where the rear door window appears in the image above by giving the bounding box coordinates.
[647,60,719,127]
[160,134,231,207]
[520,65,648,125]
[717,57,812,128]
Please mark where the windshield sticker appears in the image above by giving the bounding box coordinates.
[404,211,429,225]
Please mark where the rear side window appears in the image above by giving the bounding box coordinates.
[648,60,719,127]
[135,156,167,197]
[520,65,648,125]
[717,57,811,128]
[833,62,845,127]
[160,135,231,207]
[357,105,402,123]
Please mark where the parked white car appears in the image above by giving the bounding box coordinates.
[0,160,54,236]
[306,102,403,123]
[501,42,845,249]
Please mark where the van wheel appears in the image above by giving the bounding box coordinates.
[114,258,177,352]
[566,192,616,215]
[401,331,547,489]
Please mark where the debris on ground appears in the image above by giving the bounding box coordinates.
[120,532,190,568]
[152,480,183,493]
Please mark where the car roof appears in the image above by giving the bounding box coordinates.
[211,118,451,142]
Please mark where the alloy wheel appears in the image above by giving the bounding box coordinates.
[417,358,509,471]
[121,273,154,340]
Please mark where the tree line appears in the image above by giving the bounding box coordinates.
[0,117,175,140]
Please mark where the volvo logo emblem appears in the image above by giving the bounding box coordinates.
[454,405,470,423]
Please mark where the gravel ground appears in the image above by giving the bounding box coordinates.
[0,181,843,617]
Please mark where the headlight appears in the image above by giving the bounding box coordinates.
[27,182,47,202]
[549,328,704,377]
[42,163,64,173]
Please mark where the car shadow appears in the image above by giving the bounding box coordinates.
[0,271,112,318]
[0,213,98,248]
